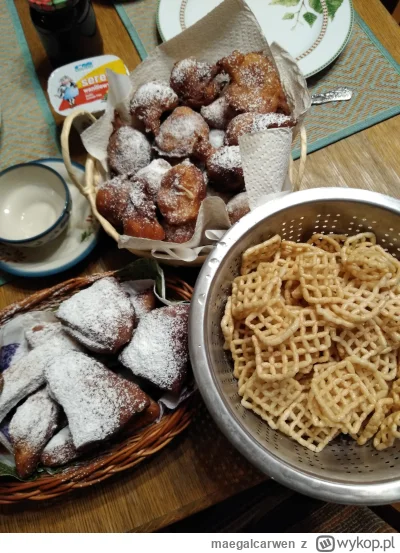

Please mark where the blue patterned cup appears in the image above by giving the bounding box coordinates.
[0,162,71,248]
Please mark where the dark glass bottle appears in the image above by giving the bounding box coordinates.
[29,0,103,68]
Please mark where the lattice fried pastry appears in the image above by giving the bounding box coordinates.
[130,81,179,135]
[373,410,400,450]
[45,352,150,450]
[298,251,344,304]
[231,272,281,320]
[57,277,135,354]
[119,305,189,394]
[356,398,394,446]
[9,387,60,478]
[278,393,339,452]
[241,235,281,276]
[307,233,347,254]
[245,301,300,347]
[332,320,388,361]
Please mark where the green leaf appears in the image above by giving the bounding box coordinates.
[303,11,318,26]
[308,0,323,13]
[326,0,344,18]
[282,12,295,19]
[270,0,300,6]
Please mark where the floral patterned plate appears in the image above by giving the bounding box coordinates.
[157,0,354,78]
[0,158,99,278]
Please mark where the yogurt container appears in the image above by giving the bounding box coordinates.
[48,54,128,117]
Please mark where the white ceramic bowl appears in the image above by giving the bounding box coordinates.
[0,162,71,248]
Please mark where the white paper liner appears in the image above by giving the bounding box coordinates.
[81,0,311,262]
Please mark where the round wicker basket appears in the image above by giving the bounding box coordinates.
[60,110,308,267]
[0,272,194,504]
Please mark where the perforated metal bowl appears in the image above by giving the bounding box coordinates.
[189,188,400,505]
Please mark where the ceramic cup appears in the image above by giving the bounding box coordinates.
[0,162,71,248]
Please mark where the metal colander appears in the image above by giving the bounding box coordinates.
[189,188,400,505]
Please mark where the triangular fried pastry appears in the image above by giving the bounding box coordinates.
[9,387,60,478]
[45,352,150,450]
[26,321,83,352]
[119,304,189,394]
[41,426,78,468]
[57,277,135,354]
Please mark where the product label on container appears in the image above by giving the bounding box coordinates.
[48,54,128,116]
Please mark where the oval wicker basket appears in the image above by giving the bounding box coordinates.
[60,110,308,267]
[0,272,194,504]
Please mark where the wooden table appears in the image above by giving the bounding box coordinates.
[0,0,400,533]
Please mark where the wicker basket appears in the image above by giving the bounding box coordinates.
[0,271,194,504]
[60,110,308,267]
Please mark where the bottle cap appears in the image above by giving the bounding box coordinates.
[28,0,75,11]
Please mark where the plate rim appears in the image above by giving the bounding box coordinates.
[156,0,354,79]
[0,158,99,278]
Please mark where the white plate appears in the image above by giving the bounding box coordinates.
[157,0,354,78]
[0,158,99,278]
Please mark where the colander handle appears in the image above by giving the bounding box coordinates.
[290,125,307,192]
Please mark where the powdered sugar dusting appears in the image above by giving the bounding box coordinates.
[0,344,60,423]
[209,146,241,170]
[171,58,213,85]
[131,81,178,110]
[57,277,134,354]
[41,426,78,467]
[201,97,232,130]
[45,352,149,449]
[119,305,189,392]
[209,129,226,149]
[154,107,209,157]
[108,126,151,175]
[9,388,59,452]
[136,159,171,200]
[26,322,83,352]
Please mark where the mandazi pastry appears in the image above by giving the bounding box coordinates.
[107,125,152,175]
[9,387,60,478]
[96,175,133,229]
[119,304,190,394]
[170,57,222,109]
[45,351,150,450]
[123,178,165,240]
[57,277,135,354]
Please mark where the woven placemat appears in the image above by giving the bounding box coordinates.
[114,1,400,159]
[0,0,61,286]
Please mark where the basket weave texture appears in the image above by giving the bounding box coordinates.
[0,272,194,504]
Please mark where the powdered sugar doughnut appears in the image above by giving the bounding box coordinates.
[225,112,294,146]
[154,106,209,158]
[123,178,165,240]
[200,97,235,130]
[107,126,152,175]
[130,80,179,135]
[135,159,172,201]
[206,145,244,193]
[209,129,226,149]
[227,191,250,224]
[96,174,133,228]
[170,57,222,109]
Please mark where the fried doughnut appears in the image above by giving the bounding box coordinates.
[107,125,152,175]
[162,221,196,244]
[209,129,226,149]
[154,106,209,158]
[200,96,236,130]
[227,191,250,224]
[96,175,132,228]
[135,159,171,202]
[130,81,179,135]
[123,178,165,240]
[217,50,290,115]
[158,161,206,226]
[170,57,222,109]
[206,145,244,193]
[225,112,294,146]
